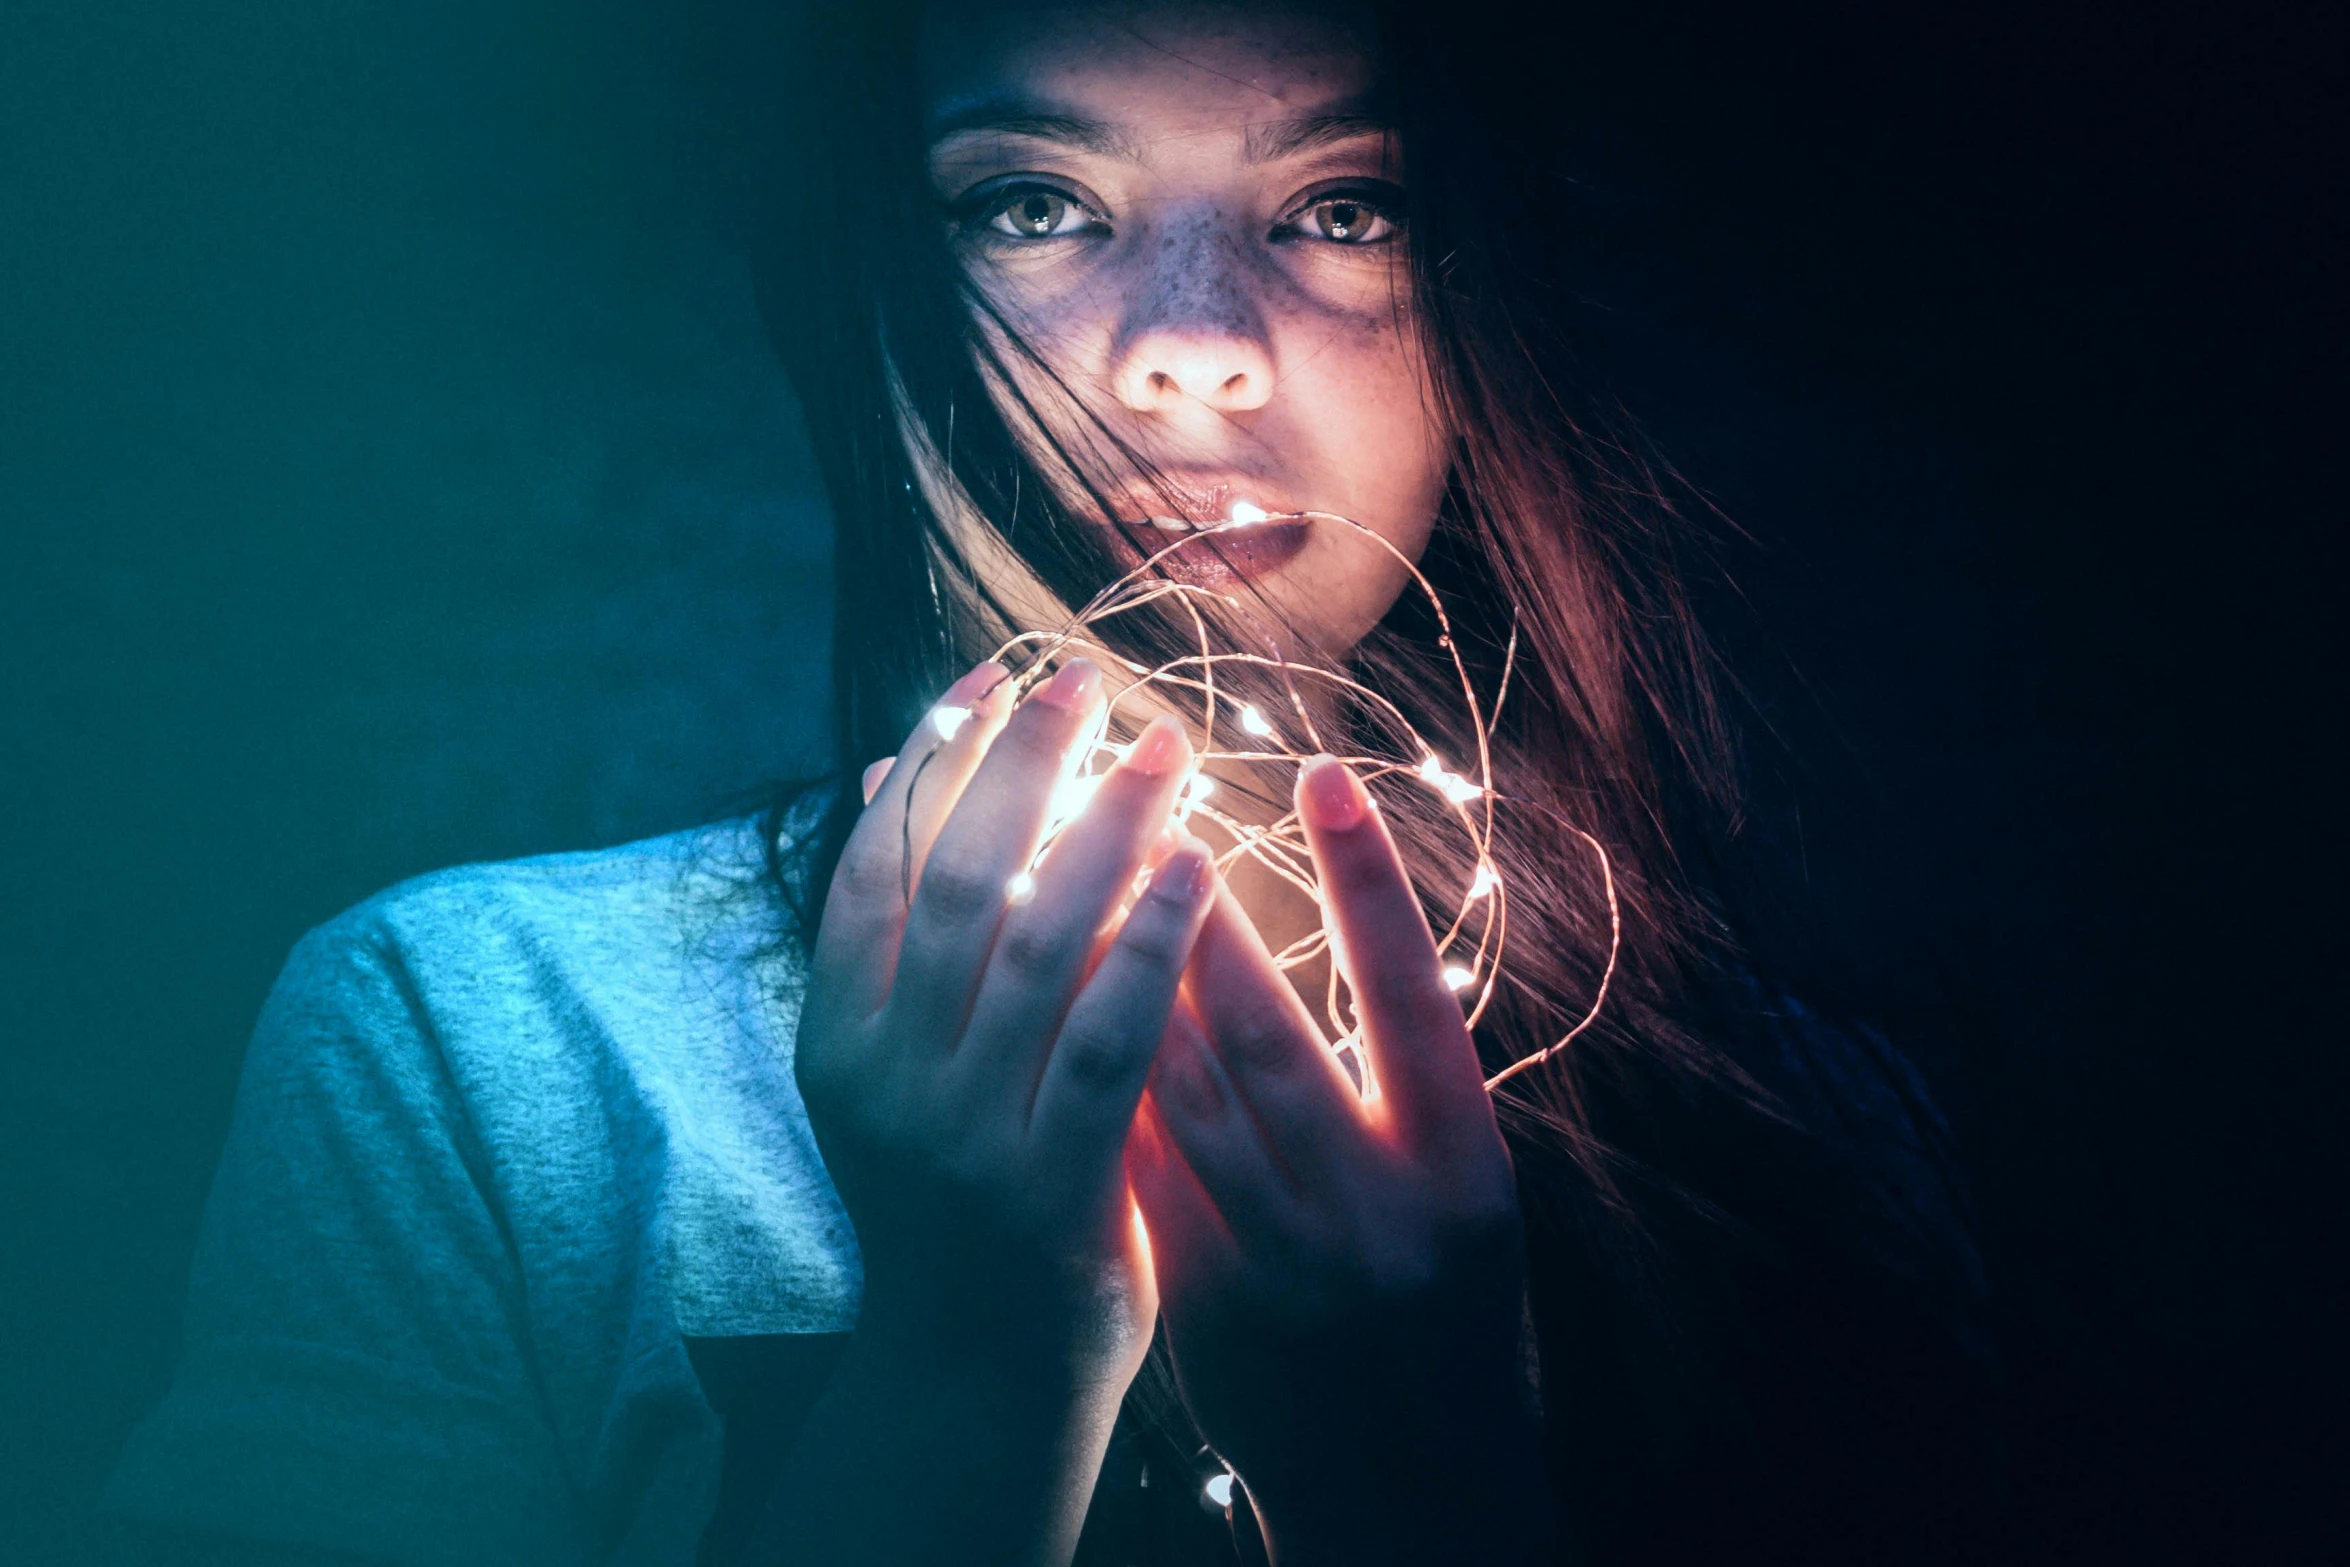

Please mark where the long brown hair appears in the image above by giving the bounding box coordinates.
[753,2,1999,1558]
[756,0,1748,1154]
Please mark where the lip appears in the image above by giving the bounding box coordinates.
[1097,478,1315,586]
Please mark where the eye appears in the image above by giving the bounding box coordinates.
[1278,184,1404,247]
[971,183,1102,240]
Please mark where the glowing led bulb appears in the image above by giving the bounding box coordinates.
[1443,964,1477,992]
[930,705,972,741]
[1239,703,1276,738]
[1417,754,1484,805]
[1468,862,1500,898]
[1005,871,1037,906]
[1182,772,1216,805]
[1229,500,1268,526]
[1203,1472,1236,1509]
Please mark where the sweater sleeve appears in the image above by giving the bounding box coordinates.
[104,914,591,1566]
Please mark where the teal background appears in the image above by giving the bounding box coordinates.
[2,5,827,1559]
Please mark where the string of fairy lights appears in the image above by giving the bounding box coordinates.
[922,503,1619,1096]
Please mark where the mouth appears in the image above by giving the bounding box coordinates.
[1099,481,1316,586]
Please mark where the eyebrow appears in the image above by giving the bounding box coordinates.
[1241,112,1392,164]
[926,104,1144,160]
[926,99,1393,166]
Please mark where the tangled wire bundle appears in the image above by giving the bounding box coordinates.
[926,507,1619,1095]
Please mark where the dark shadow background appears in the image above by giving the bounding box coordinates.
[1,2,2339,1561]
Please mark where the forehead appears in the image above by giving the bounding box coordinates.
[917,2,1379,144]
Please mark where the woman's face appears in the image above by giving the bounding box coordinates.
[920,2,1451,654]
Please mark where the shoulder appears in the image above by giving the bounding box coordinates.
[267,816,814,1060]
[228,816,807,1228]
[234,807,861,1331]
[308,816,779,981]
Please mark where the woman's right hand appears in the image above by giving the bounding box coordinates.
[794,657,1213,1393]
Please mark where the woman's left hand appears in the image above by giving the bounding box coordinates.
[1127,756,1556,1565]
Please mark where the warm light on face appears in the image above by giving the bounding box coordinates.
[924,1,1455,662]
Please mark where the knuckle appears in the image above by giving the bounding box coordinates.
[917,848,1002,921]
[1222,1001,1302,1071]
[994,917,1070,982]
[832,841,903,905]
[1054,1022,1142,1093]
[1112,908,1186,968]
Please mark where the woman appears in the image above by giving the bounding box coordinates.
[108,2,2004,1563]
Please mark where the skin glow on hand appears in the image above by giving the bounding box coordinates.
[930,507,1621,1095]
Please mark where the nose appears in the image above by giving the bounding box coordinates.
[1109,214,1276,415]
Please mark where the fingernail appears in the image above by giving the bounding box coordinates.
[860,757,894,803]
[1151,837,1214,903]
[1124,715,1190,777]
[1298,755,1369,831]
[1031,657,1101,714]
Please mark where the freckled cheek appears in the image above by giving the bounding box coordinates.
[1295,331,1449,504]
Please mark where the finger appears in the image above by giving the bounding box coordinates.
[1295,755,1495,1148]
[812,662,1012,1019]
[898,675,1026,882]
[1144,999,1309,1246]
[958,717,1192,1104]
[1024,832,1214,1175]
[1126,1093,1242,1299]
[888,658,1105,1044]
[860,757,893,805]
[1182,876,1364,1192]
